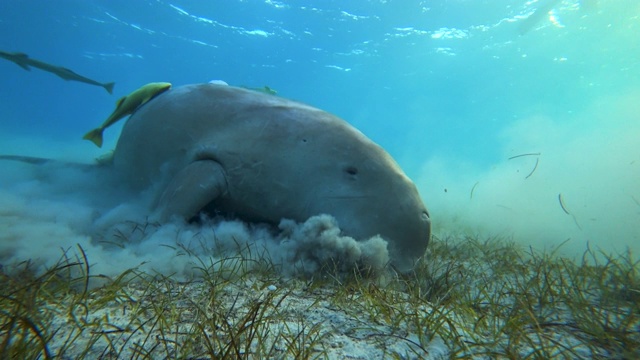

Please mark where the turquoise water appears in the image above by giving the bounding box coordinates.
[0,0,638,268]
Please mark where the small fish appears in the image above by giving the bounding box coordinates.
[241,85,278,95]
[261,86,277,95]
[83,82,172,148]
[0,50,115,94]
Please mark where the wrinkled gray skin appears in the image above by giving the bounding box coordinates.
[113,83,431,269]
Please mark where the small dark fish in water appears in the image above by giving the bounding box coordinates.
[241,85,278,95]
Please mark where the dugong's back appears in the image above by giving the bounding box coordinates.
[114,84,376,190]
[113,83,431,269]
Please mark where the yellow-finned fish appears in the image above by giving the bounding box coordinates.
[83,82,172,148]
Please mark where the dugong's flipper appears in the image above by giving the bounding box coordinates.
[155,160,228,221]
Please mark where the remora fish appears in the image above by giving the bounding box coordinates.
[83,82,172,148]
[241,85,278,95]
[0,50,115,94]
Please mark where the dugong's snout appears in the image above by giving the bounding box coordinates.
[339,182,431,271]
[390,200,431,271]
[375,175,432,271]
[415,207,432,256]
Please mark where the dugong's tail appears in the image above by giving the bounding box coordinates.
[83,128,104,148]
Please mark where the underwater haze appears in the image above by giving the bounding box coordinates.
[0,0,639,274]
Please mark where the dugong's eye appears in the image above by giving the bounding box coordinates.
[345,166,358,175]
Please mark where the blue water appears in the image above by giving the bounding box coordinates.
[1,0,639,257]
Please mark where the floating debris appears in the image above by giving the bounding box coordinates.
[558,193,571,215]
[470,181,479,200]
[508,152,541,179]
[558,193,583,230]
[525,158,539,179]
[508,152,541,160]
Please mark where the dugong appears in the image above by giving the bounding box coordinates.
[113,83,431,269]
